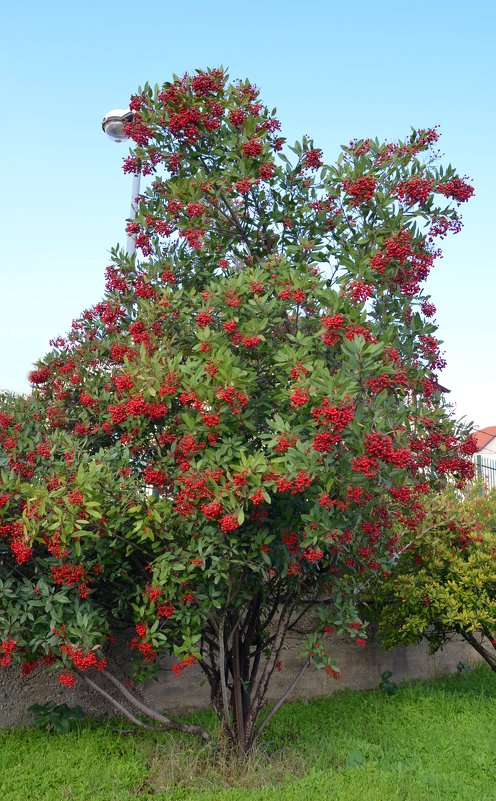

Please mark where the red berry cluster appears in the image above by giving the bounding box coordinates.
[343,175,377,206]
[242,139,263,158]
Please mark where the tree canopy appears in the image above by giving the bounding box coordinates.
[0,67,476,752]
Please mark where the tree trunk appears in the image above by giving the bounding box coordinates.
[197,594,307,756]
[231,621,246,752]
[462,631,496,671]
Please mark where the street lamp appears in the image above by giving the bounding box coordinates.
[102,108,140,255]
[102,108,157,496]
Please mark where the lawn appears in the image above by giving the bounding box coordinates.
[1,665,495,801]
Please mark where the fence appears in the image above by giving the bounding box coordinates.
[474,454,496,490]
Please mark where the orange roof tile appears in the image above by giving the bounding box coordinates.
[474,426,496,451]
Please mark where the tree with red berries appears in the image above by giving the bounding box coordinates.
[0,68,476,754]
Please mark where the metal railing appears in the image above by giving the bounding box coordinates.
[474,454,496,491]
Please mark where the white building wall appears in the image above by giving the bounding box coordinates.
[478,438,496,458]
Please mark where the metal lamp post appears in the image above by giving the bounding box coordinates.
[101,109,140,255]
[102,108,157,496]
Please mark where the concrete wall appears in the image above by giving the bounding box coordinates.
[0,633,478,728]
[144,633,477,711]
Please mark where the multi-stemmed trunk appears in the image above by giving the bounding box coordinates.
[77,591,310,756]
[201,592,308,755]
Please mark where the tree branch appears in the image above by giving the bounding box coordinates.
[216,609,235,740]
[76,670,166,732]
[100,669,212,742]
[254,656,310,738]
[461,632,496,671]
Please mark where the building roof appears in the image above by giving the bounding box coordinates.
[474,426,496,451]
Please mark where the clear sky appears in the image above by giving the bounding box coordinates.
[1,0,494,429]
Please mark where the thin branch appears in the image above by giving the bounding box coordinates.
[232,620,246,750]
[248,633,278,658]
[77,670,164,732]
[218,190,259,256]
[247,649,261,698]
[217,609,235,739]
[260,597,282,631]
[240,593,261,644]
[254,656,310,738]
[287,605,312,631]
[198,656,215,682]
[100,669,212,742]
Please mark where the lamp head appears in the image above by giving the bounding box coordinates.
[102,109,133,142]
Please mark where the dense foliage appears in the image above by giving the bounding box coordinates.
[0,67,476,751]
[372,486,496,669]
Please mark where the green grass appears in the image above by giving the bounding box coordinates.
[1,665,496,801]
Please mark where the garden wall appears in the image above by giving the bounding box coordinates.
[0,634,478,728]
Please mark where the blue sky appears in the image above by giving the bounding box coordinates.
[1,0,494,428]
